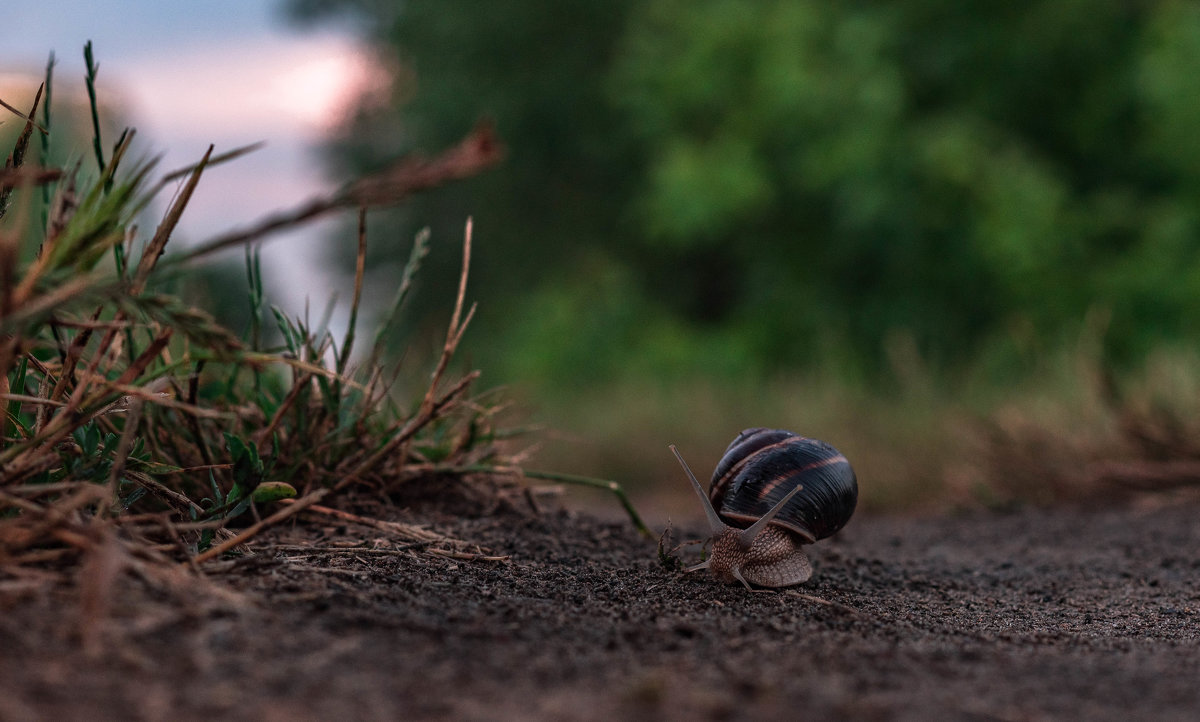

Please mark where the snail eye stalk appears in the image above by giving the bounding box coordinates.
[737,484,802,550]
[670,444,728,537]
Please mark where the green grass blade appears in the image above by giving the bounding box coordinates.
[40,52,55,225]
[4,356,29,441]
[370,227,430,360]
[83,41,107,186]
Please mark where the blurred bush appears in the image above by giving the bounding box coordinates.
[289,0,1200,378]
[285,0,1200,502]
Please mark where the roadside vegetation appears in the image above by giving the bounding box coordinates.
[0,45,543,588]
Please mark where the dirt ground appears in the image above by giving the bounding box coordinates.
[2,488,1199,722]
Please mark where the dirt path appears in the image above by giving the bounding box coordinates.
[2,498,1198,721]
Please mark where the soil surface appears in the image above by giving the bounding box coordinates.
[2,493,1199,721]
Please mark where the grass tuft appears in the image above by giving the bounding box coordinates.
[0,45,536,591]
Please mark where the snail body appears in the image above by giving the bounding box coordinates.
[670,428,857,589]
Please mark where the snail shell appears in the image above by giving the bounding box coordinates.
[670,427,858,589]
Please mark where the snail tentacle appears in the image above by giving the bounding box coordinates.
[737,484,803,550]
[670,444,728,536]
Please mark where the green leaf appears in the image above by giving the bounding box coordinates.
[119,486,149,509]
[224,432,264,489]
[81,424,100,456]
[132,460,185,475]
[225,494,254,521]
[252,481,297,503]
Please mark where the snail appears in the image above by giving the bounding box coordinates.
[669,427,858,589]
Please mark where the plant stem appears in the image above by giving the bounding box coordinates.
[453,464,651,538]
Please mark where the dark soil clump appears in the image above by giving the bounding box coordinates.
[2,498,1198,721]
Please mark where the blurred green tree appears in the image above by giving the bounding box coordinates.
[287,0,1200,389]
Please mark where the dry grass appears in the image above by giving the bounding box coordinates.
[527,342,1200,525]
[0,46,516,601]
[972,350,1200,507]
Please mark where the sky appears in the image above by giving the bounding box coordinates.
[1,0,377,315]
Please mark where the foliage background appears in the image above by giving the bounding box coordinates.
[283,0,1200,508]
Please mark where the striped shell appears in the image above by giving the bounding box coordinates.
[709,428,857,544]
